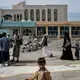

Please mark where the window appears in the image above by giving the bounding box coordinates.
[72,26,77,30]
[77,26,80,30]
[37,27,46,35]
[54,9,58,21]
[36,9,40,21]
[71,26,80,37]
[20,14,22,21]
[30,9,34,21]
[48,9,51,21]
[42,9,46,21]
[24,9,28,21]
[60,26,69,35]
[48,26,58,36]
[14,14,16,21]
[17,14,19,21]
[48,27,52,30]
[65,26,69,30]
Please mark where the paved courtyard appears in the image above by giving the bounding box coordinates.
[0,39,80,80]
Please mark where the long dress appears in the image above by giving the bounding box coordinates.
[42,34,48,57]
[60,37,73,60]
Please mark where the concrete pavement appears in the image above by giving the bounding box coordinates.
[0,40,80,80]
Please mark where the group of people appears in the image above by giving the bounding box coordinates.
[0,31,79,67]
[0,33,22,66]
[0,31,79,80]
[42,31,80,60]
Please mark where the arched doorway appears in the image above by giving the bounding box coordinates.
[23,29,32,36]
[3,14,12,20]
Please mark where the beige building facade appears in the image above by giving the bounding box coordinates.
[0,1,67,22]
[0,1,80,39]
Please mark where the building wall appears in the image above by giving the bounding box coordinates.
[36,21,80,39]
[0,9,3,18]
[12,1,25,9]
[2,27,36,36]
[0,9,24,21]
[23,5,68,21]
[0,21,80,39]
[0,2,67,21]
[56,5,67,21]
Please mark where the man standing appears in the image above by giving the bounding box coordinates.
[42,31,48,57]
[11,35,21,62]
[1,32,10,66]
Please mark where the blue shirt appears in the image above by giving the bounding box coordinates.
[0,38,2,51]
[1,37,10,51]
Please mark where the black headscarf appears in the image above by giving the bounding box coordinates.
[64,32,70,41]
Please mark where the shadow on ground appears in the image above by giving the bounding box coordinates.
[9,60,37,66]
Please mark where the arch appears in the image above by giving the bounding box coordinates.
[24,9,28,21]
[42,9,46,21]
[36,9,40,21]
[48,9,51,21]
[3,14,12,20]
[30,9,34,21]
[23,29,32,36]
[54,9,58,21]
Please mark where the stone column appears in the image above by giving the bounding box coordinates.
[34,9,36,21]
[51,9,54,21]
[22,10,24,20]
[46,25,48,35]
[28,9,30,20]
[58,26,60,39]
[40,9,42,21]
[12,14,14,21]
[46,9,47,21]
[9,28,13,38]
[16,14,17,21]
[35,26,37,36]
[69,26,72,39]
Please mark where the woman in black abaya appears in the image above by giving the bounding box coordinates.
[60,32,73,60]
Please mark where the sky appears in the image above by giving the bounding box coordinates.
[0,0,80,21]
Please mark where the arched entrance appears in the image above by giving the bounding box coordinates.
[3,14,12,20]
[23,29,32,36]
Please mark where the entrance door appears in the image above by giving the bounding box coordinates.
[23,29,32,36]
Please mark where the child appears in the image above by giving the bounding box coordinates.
[25,57,52,80]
